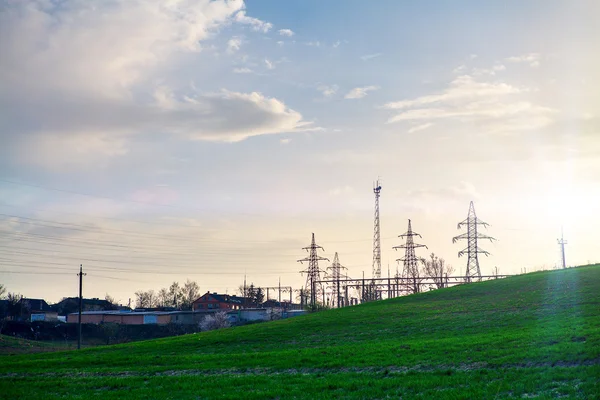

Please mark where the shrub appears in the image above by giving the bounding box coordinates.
[199,311,230,332]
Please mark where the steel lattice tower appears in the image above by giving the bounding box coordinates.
[298,233,329,308]
[453,201,496,282]
[372,180,382,280]
[326,252,349,308]
[557,227,567,269]
[393,219,427,294]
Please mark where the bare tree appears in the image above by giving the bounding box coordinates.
[134,290,157,309]
[105,293,117,306]
[199,311,230,331]
[157,288,171,307]
[422,253,455,289]
[180,280,200,310]
[0,283,6,299]
[168,282,183,308]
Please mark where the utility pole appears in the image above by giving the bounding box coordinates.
[453,201,496,282]
[298,233,329,309]
[393,219,427,294]
[558,227,567,269]
[371,180,382,300]
[77,264,86,350]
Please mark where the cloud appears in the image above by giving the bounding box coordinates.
[344,86,380,99]
[407,123,434,134]
[264,59,275,70]
[227,36,242,53]
[384,75,555,132]
[280,138,291,145]
[278,29,294,37]
[0,0,245,98]
[385,75,521,110]
[234,10,273,33]
[0,1,313,167]
[453,65,467,74]
[317,85,339,98]
[506,53,541,68]
[472,64,506,76]
[305,41,321,47]
[233,67,253,74]
[360,53,382,61]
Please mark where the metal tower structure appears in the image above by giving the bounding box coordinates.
[298,233,329,308]
[558,227,567,269]
[372,180,382,280]
[453,201,496,282]
[326,252,349,308]
[393,219,427,294]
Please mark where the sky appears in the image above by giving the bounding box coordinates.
[0,0,599,304]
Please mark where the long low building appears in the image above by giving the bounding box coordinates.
[67,310,214,325]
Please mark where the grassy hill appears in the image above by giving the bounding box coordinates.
[1,265,599,399]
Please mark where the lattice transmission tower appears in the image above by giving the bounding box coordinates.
[372,180,382,280]
[557,227,567,269]
[393,219,427,294]
[453,201,496,282]
[298,233,329,308]
[326,252,349,308]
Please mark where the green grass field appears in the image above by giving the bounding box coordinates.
[1,265,599,399]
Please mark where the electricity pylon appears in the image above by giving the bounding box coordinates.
[558,227,567,269]
[298,233,329,308]
[393,219,427,294]
[326,252,349,308]
[453,201,495,282]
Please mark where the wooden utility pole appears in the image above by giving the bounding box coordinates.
[77,264,86,350]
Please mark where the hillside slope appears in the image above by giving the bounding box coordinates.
[2,265,599,399]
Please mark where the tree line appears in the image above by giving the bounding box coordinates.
[134,279,200,310]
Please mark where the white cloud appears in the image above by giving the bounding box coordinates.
[0,0,246,98]
[506,53,541,68]
[234,10,273,33]
[384,75,556,133]
[0,1,313,167]
[472,64,507,76]
[332,41,341,48]
[407,123,434,133]
[278,29,294,37]
[317,85,339,98]
[280,138,291,145]
[384,75,521,110]
[360,53,382,61]
[344,86,380,99]
[265,59,275,70]
[233,67,253,74]
[305,41,321,47]
[453,65,467,74]
[277,41,285,46]
[227,36,242,53]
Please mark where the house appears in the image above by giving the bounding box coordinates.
[192,292,244,311]
[18,298,58,322]
[53,297,117,316]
